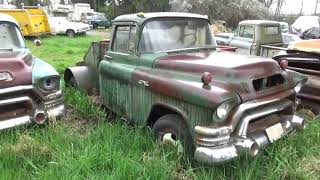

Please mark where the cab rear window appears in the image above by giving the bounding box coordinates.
[264,26,280,35]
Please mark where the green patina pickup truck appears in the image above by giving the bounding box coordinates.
[215,20,288,58]
[65,12,307,164]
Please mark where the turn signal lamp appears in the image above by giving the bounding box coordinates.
[280,60,288,69]
[201,72,213,85]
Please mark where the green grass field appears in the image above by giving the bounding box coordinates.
[0,34,319,179]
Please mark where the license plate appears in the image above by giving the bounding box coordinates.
[266,123,284,142]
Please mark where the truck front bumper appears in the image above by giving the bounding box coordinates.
[193,90,305,164]
[0,85,66,131]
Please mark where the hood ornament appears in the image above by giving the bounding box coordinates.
[0,72,14,82]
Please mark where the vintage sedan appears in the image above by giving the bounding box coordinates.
[65,12,307,164]
[0,13,65,130]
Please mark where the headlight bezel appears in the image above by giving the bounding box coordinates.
[37,76,61,94]
[214,101,235,122]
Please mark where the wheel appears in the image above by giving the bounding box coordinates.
[152,114,195,155]
[93,23,98,29]
[66,76,78,88]
[298,99,320,115]
[66,29,75,38]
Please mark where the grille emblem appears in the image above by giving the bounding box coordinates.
[0,72,14,82]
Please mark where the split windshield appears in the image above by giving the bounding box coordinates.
[0,22,26,49]
[138,18,216,53]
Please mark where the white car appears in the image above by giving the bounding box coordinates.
[49,17,92,37]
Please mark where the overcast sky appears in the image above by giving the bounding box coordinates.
[272,0,320,15]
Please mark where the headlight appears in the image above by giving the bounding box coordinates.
[215,101,233,122]
[39,76,60,93]
[294,82,303,93]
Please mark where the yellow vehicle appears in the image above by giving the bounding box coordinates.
[0,6,51,36]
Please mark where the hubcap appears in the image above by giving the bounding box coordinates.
[161,132,183,153]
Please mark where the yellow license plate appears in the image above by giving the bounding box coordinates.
[266,123,284,142]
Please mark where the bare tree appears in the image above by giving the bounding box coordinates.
[257,0,274,9]
[315,0,319,15]
[274,0,285,18]
[299,0,303,15]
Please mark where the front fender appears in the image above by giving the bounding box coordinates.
[32,57,59,83]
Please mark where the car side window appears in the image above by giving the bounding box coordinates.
[239,26,254,39]
[112,25,136,54]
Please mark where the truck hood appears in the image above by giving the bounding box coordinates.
[154,51,294,102]
[0,50,33,88]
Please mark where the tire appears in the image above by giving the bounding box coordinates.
[152,114,195,155]
[66,76,78,88]
[66,29,75,38]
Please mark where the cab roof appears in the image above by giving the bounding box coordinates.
[239,20,280,26]
[0,13,19,26]
[113,12,209,25]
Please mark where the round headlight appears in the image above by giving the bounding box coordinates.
[216,102,233,121]
[40,76,60,93]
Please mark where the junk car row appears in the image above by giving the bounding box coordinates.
[0,12,319,165]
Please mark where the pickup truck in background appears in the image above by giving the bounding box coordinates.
[215,20,288,58]
[83,13,111,29]
[274,39,320,115]
[64,12,307,164]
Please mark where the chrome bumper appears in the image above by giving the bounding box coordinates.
[194,115,305,164]
[0,85,66,131]
[193,90,305,164]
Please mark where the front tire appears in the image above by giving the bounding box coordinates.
[152,114,195,155]
[66,29,75,38]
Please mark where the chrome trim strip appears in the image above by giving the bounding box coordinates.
[0,85,34,95]
[0,116,31,131]
[236,99,292,136]
[0,96,36,109]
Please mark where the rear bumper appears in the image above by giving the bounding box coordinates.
[193,90,305,164]
[0,85,66,131]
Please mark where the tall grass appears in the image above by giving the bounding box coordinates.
[0,34,318,179]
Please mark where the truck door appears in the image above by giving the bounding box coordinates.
[99,24,137,120]
[229,25,254,55]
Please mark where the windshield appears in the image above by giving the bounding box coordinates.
[138,18,216,53]
[0,22,26,49]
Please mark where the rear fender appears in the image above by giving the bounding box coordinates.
[64,66,98,93]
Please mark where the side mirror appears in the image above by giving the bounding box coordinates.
[33,39,42,47]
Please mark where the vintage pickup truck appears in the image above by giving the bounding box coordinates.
[0,14,65,130]
[65,12,307,164]
[274,40,320,114]
[215,20,288,58]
